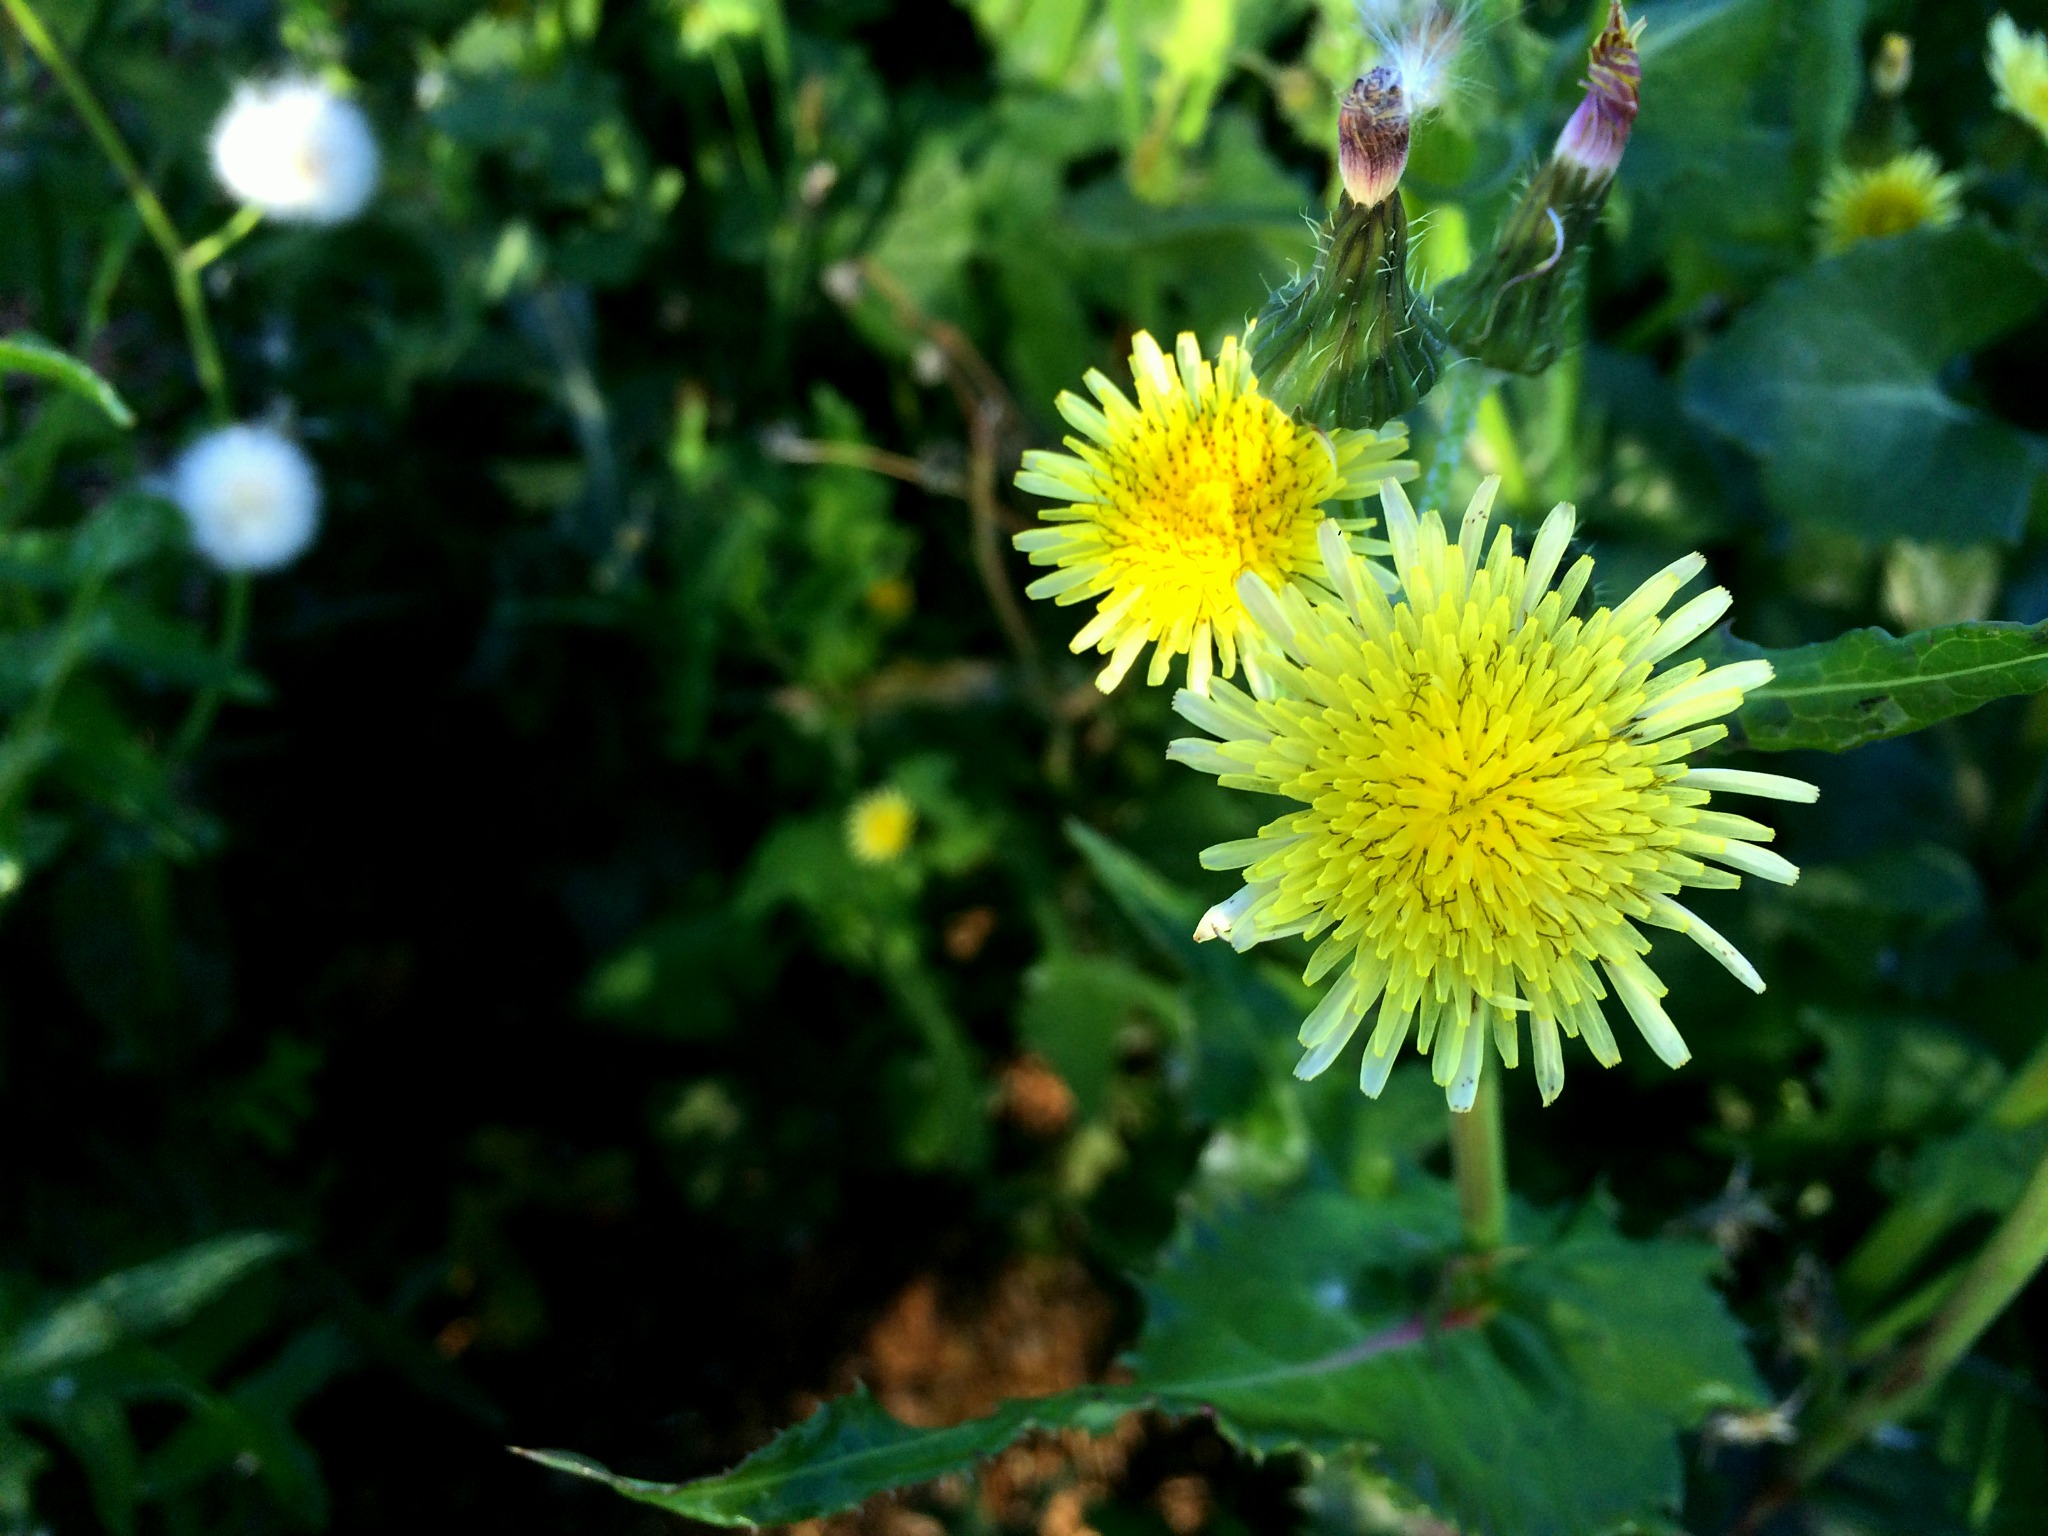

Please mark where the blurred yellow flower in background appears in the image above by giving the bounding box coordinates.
[1990,13,2048,143]
[847,787,917,865]
[1813,151,1962,255]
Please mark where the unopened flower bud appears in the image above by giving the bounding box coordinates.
[1872,33,1913,98]
[1248,190,1444,430]
[1440,1,1642,375]
[1553,2,1642,184]
[1338,67,1411,208]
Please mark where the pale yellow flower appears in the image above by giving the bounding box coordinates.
[1169,480,1815,1109]
[1990,13,2048,143]
[1013,331,1416,694]
[1813,152,1962,256]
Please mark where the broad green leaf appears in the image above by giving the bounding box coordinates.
[72,491,179,577]
[0,333,134,427]
[1729,620,2048,752]
[1770,1009,2003,1150]
[1787,0,1863,200]
[1771,844,1985,991]
[527,1188,1763,1535]
[1625,0,1792,266]
[1129,1193,1763,1536]
[2,1234,293,1378]
[1018,952,1184,1117]
[1066,820,1302,1119]
[1683,225,2048,542]
[862,141,980,324]
[962,0,1095,85]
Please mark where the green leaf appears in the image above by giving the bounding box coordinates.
[1066,820,1304,1119]
[514,1385,1153,1526]
[0,1423,51,1525]
[138,1322,355,1524]
[1787,0,1864,201]
[0,333,135,427]
[527,1189,1763,1535]
[1772,1008,2004,1149]
[1684,225,2048,542]
[45,1389,139,1536]
[1018,953,1184,1118]
[1130,1193,1763,1536]
[961,0,1094,85]
[1728,620,2048,752]
[2,1233,293,1378]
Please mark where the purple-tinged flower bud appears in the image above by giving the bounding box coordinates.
[1554,3,1642,183]
[1439,1,1643,375]
[1338,66,1411,208]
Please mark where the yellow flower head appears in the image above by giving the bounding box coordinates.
[847,787,916,865]
[1168,480,1816,1110]
[1991,13,2048,143]
[1813,151,1963,256]
[1012,330,1416,695]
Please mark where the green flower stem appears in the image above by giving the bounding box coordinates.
[711,41,773,198]
[1472,389,1531,507]
[170,573,250,760]
[1,0,232,422]
[1449,1069,1508,1251]
[181,204,264,275]
[1794,1139,2048,1483]
[1107,0,1145,164]
[1420,361,1488,512]
[1841,1031,2048,1302]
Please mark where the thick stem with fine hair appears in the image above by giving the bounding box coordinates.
[1,0,233,422]
[1449,1069,1508,1251]
[1249,193,1445,431]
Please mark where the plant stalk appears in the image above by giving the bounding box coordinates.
[170,573,250,759]
[1793,1139,2048,1482]
[1449,1068,1508,1250]
[181,204,264,275]
[2,0,232,421]
[1420,360,1488,512]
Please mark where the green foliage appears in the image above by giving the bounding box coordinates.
[0,1234,344,1533]
[4,0,2048,1533]
[526,1185,1763,1535]
[0,335,133,427]
[1685,226,2048,543]
[1733,620,2048,751]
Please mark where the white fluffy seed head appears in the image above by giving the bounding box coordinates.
[171,425,321,573]
[209,78,379,224]
[1357,0,1467,114]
